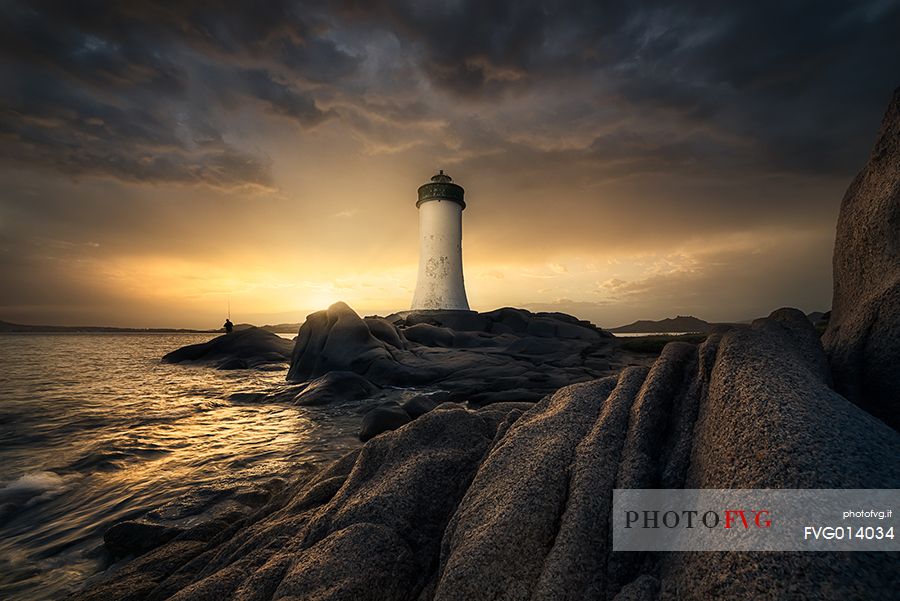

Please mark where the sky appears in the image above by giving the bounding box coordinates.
[1,1,899,329]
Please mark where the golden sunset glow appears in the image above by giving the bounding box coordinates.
[2,3,893,329]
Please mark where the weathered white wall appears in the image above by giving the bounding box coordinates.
[411,199,470,310]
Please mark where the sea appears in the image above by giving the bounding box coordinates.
[0,332,361,600]
[612,332,694,337]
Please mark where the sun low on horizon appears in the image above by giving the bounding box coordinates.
[2,2,897,330]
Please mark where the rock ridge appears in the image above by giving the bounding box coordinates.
[823,86,900,429]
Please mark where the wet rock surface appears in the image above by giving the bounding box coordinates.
[287,304,620,395]
[103,521,185,561]
[74,309,900,600]
[279,302,633,439]
[166,304,644,441]
[287,371,377,407]
[162,328,293,370]
[823,87,900,430]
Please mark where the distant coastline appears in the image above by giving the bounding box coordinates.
[608,315,720,333]
[609,311,827,334]
[0,320,213,333]
[3,313,827,336]
[0,319,301,334]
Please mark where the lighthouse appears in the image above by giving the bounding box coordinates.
[411,170,470,310]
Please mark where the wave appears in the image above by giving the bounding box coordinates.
[0,471,72,506]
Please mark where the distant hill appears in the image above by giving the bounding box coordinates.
[611,311,830,334]
[0,319,215,333]
[260,323,302,334]
[609,315,715,334]
[234,323,301,334]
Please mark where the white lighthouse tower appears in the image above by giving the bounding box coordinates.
[411,170,470,310]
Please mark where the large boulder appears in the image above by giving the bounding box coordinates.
[664,308,900,599]
[823,87,900,430]
[358,402,412,442]
[433,373,629,600]
[290,371,377,406]
[401,394,447,418]
[287,302,397,383]
[161,327,293,369]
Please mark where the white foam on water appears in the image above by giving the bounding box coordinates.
[0,471,71,505]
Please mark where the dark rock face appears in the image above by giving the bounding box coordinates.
[239,371,379,409]
[77,309,900,600]
[287,302,396,383]
[289,371,377,406]
[78,512,247,601]
[823,87,900,430]
[401,394,445,418]
[287,302,621,403]
[162,328,293,370]
[359,402,412,442]
[279,302,628,440]
[665,308,900,600]
[103,521,185,560]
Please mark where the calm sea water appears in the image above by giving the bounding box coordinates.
[612,332,694,337]
[0,333,360,600]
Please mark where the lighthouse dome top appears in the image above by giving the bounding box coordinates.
[417,169,465,209]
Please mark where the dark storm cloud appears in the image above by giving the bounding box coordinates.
[12,0,357,79]
[337,0,553,96]
[241,69,334,126]
[2,0,899,188]
[337,0,900,177]
[0,0,354,189]
[0,67,274,189]
[0,2,186,94]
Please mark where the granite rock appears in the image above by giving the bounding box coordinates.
[287,302,396,383]
[290,371,377,406]
[81,309,900,600]
[104,521,185,561]
[77,309,900,600]
[162,328,293,369]
[284,302,623,409]
[358,402,412,442]
[823,87,900,430]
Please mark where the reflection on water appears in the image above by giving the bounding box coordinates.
[0,333,359,600]
[612,331,696,337]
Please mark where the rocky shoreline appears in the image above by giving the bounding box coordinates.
[71,88,900,600]
[167,303,657,442]
[72,309,900,601]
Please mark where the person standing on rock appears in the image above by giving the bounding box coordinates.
[223,318,234,334]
